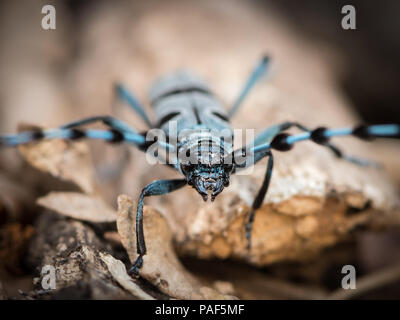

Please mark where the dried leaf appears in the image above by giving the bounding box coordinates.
[116,194,237,300]
[18,123,96,194]
[100,252,155,300]
[37,192,116,222]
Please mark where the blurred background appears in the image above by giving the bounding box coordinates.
[0,0,399,299]
[1,0,400,130]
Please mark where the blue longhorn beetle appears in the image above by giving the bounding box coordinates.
[1,56,399,276]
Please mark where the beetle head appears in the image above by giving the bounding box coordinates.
[180,162,233,201]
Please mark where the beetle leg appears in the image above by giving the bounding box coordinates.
[128,179,187,277]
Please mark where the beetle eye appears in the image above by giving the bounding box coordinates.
[181,164,195,174]
[224,163,233,172]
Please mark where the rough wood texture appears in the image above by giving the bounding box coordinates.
[116,194,237,299]
[26,212,134,299]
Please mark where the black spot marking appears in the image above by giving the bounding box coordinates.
[353,125,372,140]
[270,133,293,151]
[109,129,124,143]
[212,112,229,122]
[157,112,180,127]
[152,87,211,105]
[311,127,329,144]
[69,129,86,140]
[193,107,202,124]
[31,130,45,141]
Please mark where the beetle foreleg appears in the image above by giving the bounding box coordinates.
[128,178,187,277]
[245,150,274,250]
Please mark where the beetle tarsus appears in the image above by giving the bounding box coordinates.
[128,255,143,277]
[245,210,255,250]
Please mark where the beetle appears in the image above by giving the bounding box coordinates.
[1,55,399,276]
